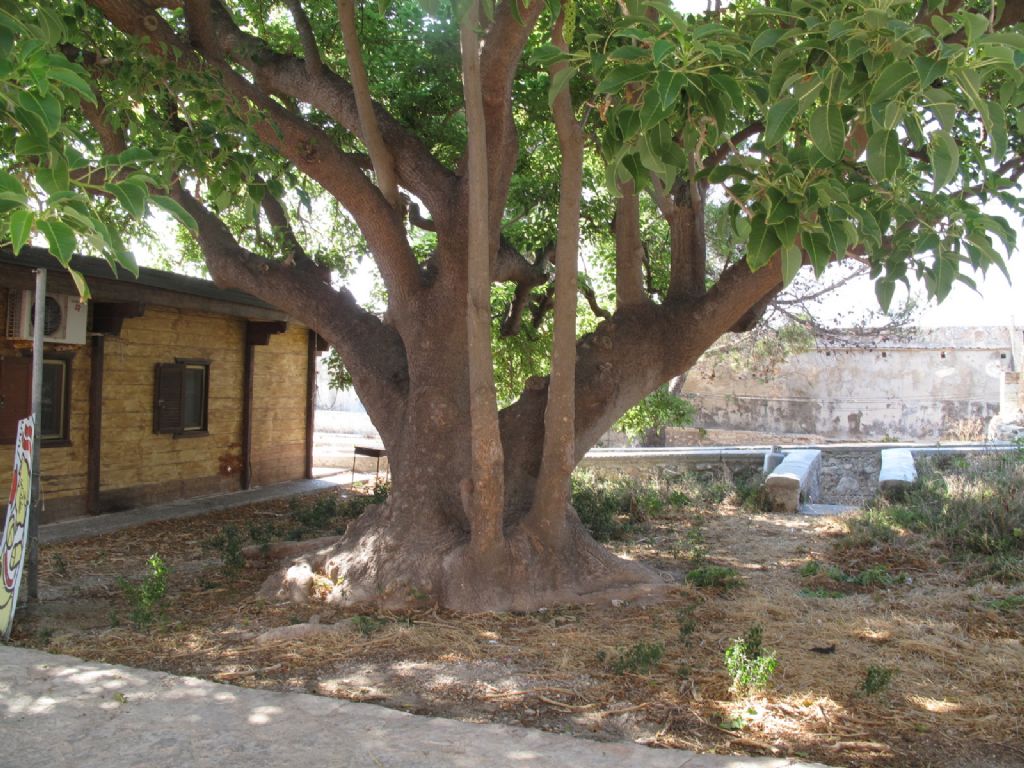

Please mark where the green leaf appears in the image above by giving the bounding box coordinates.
[107,181,148,219]
[16,90,62,136]
[750,28,786,56]
[608,45,650,62]
[781,244,801,286]
[37,219,76,265]
[746,214,781,270]
[68,268,91,301]
[933,251,959,302]
[803,231,830,275]
[652,39,674,66]
[928,130,959,190]
[766,198,797,226]
[547,65,576,110]
[986,101,1007,158]
[150,195,198,233]
[960,11,988,44]
[874,278,895,311]
[764,97,799,147]
[47,66,97,106]
[822,208,849,257]
[9,209,33,255]
[866,129,901,181]
[655,70,685,110]
[0,170,25,198]
[596,64,649,94]
[914,56,946,87]
[868,62,917,104]
[808,104,845,163]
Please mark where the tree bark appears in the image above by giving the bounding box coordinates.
[613,181,647,307]
[336,0,401,209]
[459,0,505,558]
[526,6,583,540]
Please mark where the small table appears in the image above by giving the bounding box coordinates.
[352,445,388,483]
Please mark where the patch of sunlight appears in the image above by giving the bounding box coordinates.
[908,695,962,714]
[248,705,283,725]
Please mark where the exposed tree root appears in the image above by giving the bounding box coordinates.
[258,502,670,612]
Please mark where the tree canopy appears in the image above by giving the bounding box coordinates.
[1,0,1021,610]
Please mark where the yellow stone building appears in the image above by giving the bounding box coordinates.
[1,248,321,523]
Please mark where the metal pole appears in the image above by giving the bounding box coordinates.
[27,267,46,602]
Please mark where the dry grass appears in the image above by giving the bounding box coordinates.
[13,486,1024,768]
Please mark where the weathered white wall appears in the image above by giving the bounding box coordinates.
[679,327,1015,441]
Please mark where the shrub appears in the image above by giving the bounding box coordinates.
[351,614,385,637]
[571,475,634,541]
[842,453,1024,581]
[118,554,169,629]
[724,625,777,692]
[861,665,895,695]
[686,565,742,590]
[610,641,665,674]
[208,525,245,577]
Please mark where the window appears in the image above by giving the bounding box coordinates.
[0,354,71,445]
[40,358,70,441]
[154,360,209,435]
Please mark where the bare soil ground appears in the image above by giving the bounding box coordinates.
[12,487,1024,768]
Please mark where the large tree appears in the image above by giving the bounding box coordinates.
[2,0,1021,610]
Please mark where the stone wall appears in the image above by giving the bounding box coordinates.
[250,324,310,486]
[679,327,1014,441]
[96,307,247,511]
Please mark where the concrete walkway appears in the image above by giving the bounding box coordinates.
[40,473,352,545]
[0,646,830,768]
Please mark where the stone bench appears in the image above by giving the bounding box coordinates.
[879,448,916,497]
[764,449,821,513]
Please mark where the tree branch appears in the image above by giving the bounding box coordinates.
[336,0,401,209]
[283,0,324,76]
[171,183,409,443]
[613,180,648,307]
[703,121,763,172]
[89,0,423,304]
[476,0,546,245]
[181,0,455,220]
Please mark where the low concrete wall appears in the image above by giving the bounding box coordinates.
[579,443,1020,504]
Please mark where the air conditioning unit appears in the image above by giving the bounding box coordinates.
[5,290,88,345]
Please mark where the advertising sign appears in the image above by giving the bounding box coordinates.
[1,417,34,641]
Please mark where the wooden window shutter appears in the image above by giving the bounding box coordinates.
[154,363,184,433]
[0,356,32,443]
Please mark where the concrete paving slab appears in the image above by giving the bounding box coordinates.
[40,474,352,545]
[0,646,831,768]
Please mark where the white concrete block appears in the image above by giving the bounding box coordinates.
[764,449,821,513]
[879,448,917,494]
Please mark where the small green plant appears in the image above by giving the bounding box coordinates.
[686,565,742,590]
[247,520,276,555]
[800,587,846,599]
[676,605,697,642]
[610,641,665,674]
[861,665,895,695]
[208,525,245,577]
[799,560,822,577]
[854,565,896,587]
[724,625,777,692]
[351,614,385,637]
[51,553,69,579]
[986,595,1024,613]
[570,475,633,541]
[118,554,169,629]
